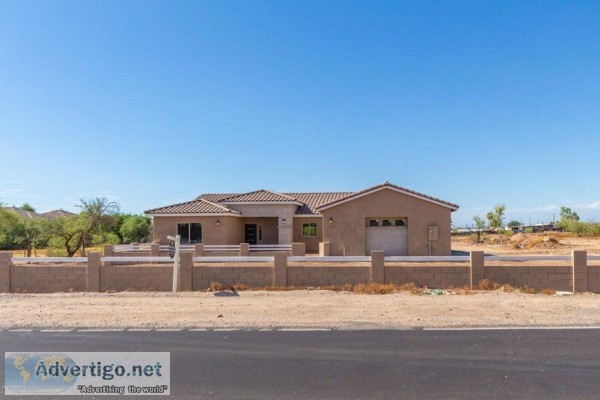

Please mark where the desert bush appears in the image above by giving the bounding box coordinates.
[210,282,224,292]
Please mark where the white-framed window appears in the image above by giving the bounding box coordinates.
[177,223,202,244]
[302,223,318,237]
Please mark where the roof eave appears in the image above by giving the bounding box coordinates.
[315,185,459,212]
[145,213,242,217]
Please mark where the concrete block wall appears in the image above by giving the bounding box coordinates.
[385,265,470,287]
[1,250,600,293]
[193,266,273,289]
[587,268,600,292]
[11,264,87,293]
[287,266,370,287]
[485,265,572,291]
[101,265,173,292]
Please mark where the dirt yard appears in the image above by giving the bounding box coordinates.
[452,232,600,255]
[1,290,599,330]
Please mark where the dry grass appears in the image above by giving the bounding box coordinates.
[209,282,224,292]
[478,279,499,290]
[500,283,515,292]
[353,283,398,294]
[520,286,536,294]
[542,288,557,295]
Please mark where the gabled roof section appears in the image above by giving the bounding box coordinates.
[195,193,240,202]
[284,192,355,215]
[219,189,302,204]
[145,199,241,216]
[42,209,75,219]
[315,182,459,211]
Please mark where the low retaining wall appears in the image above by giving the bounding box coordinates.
[385,265,470,288]
[11,264,87,293]
[287,265,371,287]
[485,263,572,291]
[101,265,173,292]
[194,265,273,289]
[0,251,597,293]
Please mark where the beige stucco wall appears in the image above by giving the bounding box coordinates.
[292,217,323,253]
[321,188,453,256]
[225,203,297,244]
[152,216,243,245]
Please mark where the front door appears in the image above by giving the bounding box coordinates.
[244,224,257,244]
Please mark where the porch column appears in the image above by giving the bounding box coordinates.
[277,216,294,245]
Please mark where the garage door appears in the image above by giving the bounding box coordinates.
[365,226,408,256]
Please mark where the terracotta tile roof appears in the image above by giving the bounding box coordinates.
[195,193,240,202]
[315,181,459,211]
[283,192,354,215]
[219,190,301,203]
[147,182,458,216]
[145,199,240,215]
[41,209,75,219]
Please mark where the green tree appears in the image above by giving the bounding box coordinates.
[0,208,20,250]
[559,206,580,222]
[0,211,46,255]
[46,197,120,256]
[507,220,523,228]
[473,215,486,243]
[119,215,151,243]
[20,203,36,212]
[486,204,506,229]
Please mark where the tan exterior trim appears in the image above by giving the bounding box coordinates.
[317,186,459,211]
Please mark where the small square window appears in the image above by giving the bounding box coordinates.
[368,219,379,227]
[395,219,405,226]
[302,223,317,237]
[382,219,392,226]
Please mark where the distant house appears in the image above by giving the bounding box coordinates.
[41,209,75,220]
[3,207,43,220]
[145,182,459,256]
[2,207,75,220]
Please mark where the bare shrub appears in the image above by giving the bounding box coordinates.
[478,279,499,290]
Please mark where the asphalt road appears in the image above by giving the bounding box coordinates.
[2,329,600,399]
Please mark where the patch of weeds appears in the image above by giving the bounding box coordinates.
[397,282,421,294]
[353,283,397,294]
[232,283,249,291]
[541,288,556,295]
[209,282,224,292]
[519,286,536,294]
[500,283,514,292]
[478,279,499,290]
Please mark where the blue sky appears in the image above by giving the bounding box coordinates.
[1,1,599,227]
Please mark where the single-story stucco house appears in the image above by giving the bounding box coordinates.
[144,182,459,256]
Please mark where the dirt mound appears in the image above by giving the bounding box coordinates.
[507,233,564,249]
[510,233,527,244]
[485,234,511,245]
[529,236,563,249]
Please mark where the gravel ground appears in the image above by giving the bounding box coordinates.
[1,290,599,330]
